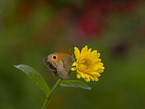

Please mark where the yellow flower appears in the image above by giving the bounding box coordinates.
[71,45,105,82]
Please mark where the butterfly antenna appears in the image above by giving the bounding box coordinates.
[70,47,72,55]
[70,47,75,60]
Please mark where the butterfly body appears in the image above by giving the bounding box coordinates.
[43,52,74,80]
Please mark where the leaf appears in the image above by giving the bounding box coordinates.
[14,64,50,97]
[60,80,91,90]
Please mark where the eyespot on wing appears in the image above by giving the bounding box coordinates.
[43,56,57,71]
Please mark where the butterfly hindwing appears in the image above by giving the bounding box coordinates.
[57,56,74,80]
[52,70,58,77]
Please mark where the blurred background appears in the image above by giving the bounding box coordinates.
[0,0,145,109]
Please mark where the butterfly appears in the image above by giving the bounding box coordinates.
[43,53,74,80]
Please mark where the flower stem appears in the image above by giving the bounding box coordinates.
[41,79,62,109]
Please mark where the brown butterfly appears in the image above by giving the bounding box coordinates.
[43,53,74,80]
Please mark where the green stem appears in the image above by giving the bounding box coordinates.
[41,79,62,109]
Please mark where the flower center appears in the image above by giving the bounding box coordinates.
[78,58,93,72]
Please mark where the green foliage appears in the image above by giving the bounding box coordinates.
[14,64,91,109]
[60,80,91,90]
[14,64,50,97]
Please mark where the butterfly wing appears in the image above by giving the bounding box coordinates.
[57,56,74,80]
[52,70,58,77]
[43,56,58,77]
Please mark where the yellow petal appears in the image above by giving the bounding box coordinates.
[85,74,89,78]
[94,77,99,81]
[79,71,85,78]
[85,74,91,82]
[89,76,95,81]
[97,69,104,73]
[87,71,101,77]
[71,67,76,71]
[74,47,80,60]
[91,50,97,56]
[72,62,77,66]
[95,63,103,68]
[95,72,101,77]
[84,77,90,82]
[77,73,81,78]
[91,58,100,63]
[79,60,85,64]
[88,48,92,53]
[96,59,101,62]
[101,67,105,69]
[97,53,100,58]
[81,45,88,55]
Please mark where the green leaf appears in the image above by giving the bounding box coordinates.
[60,80,91,90]
[14,64,50,97]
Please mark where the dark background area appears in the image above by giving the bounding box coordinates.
[0,0,145,109]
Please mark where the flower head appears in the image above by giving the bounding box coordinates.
[71,45,105,82]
